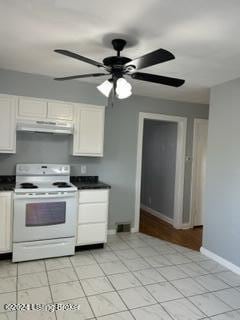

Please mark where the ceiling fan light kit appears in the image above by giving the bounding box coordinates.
[54,38,185,101]
[97,80,113,97]
[97,77,132,99]
[115,78,132,99]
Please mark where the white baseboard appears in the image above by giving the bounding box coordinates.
[141,204,173,225]
[200,247,240,275]
[131,227,138,233]
[181,222,192,229]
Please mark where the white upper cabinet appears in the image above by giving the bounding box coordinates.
[0,95,105,157]
[73,105,105,157]
[47,101,74,121]
[18,97,47,119]
[0,192,13,253]
[0,95,16,153]
[17,97,74,122]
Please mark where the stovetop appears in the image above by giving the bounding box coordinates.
[15,181,77,193]
[14,164,77,194]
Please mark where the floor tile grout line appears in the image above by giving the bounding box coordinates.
[157,274,239,316]
[0,260,227,281]
[16,261,18,320]
[184,291,236,318]
[11,272,240,303]
[69,253,96,319]
[90,247,159,318]
[156,301,184,320]
[202,290,240,313]
[94,237,240,318]
[2,272,238,294]
[7,260,240,292]
[95,243,189,320]
[44,259,57,320]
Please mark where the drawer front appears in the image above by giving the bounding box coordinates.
[79,190,108,204]
[78,203,108,224]
[77,223,107,245]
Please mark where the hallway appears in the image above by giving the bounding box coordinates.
[140,209,203,251]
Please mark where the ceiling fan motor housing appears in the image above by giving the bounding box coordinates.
[103,56,132,78]
[112,39,127,53]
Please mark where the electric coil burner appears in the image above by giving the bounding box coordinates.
[20,183,38,189]
[13,164,77,262]
[53,182,71,188]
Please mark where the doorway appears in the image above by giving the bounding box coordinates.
[134,112,187,231]
[140,119,178,226]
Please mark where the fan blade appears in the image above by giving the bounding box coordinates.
[131,72,185,87]
[124,49,175,70]
[54,49,104,68]
[54,73,108,81]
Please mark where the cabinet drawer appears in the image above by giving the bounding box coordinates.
[77,223,107,245]
[79,190,108,204]
[78,203,108,224]
[18,98,47,119]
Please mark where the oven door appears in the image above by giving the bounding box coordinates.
[13,192,77,242]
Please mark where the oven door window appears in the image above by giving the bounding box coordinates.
[26,202,66,226]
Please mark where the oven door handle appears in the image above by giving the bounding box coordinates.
[14,192,76,200]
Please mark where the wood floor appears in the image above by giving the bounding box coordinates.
[139,209,203,251]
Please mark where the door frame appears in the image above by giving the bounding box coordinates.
[189,118,208,227]
[134,112,187,231]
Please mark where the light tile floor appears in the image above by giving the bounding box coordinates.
[0,232,240,320]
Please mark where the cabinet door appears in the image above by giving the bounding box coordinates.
[0,95,16,153]
[79,190,109,204]
[73,106,105,156]
[47,101,74,121]
[78,203,108,224]
[77,223,107,245]
[18,97,47,119]
[0,192,12,253]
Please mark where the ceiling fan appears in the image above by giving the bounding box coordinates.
[54,39,185,100]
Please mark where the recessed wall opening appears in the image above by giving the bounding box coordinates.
[135,112,206,251]
[140,119,177,226]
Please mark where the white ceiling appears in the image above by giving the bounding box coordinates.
[1,0,240,104]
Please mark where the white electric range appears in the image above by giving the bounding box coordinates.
[13,164,77,262]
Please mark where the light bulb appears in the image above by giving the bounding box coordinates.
[117,90,132,99]
[97,80,113,97]
[116,78,132,99]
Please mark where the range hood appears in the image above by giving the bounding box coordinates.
[16,120,73,134]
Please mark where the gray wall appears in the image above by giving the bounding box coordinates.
[0,68,209,228]
[141,120,177,219]
[203,77,240,267]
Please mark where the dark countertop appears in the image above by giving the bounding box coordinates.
[0,175,111,191]
[70,176,111,190]
[0,176,15,191]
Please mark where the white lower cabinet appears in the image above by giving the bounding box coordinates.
[77,223,107,245]
[78,203,108,224]
[76,190,109,245]
[0,192,13,253]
